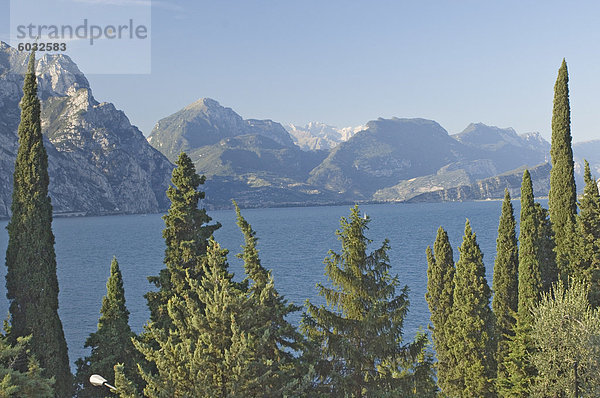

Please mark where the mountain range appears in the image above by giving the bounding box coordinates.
[1,42,599,216]
[0,42,172,218]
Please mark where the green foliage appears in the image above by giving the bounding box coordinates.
[425,226,456,396]
[114,363,140,398]
[517,170,544,325]
[145,152,220,331]
[135,240,246,397]
[492,190,519,381]
[496,318,536,398]
[4,52,71,397]
[444,220,496,397]
[576,160,600,306]
[234,202,310,395]
[533,202,558,292]
[75,257,142,397]
[136,238,307,397]
[497,171,544,396]
[530,279,600,398]
[549,59,578,280]
[302,206,435,397]
[0,334,54,398]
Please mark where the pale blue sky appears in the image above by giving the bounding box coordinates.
[2,0,600,141]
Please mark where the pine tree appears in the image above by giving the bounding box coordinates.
[145,152,220,331]
[4,52,71,397]
[576,160,600,306]
[425,226,455,396]
[302,206,433,397]
[549,59,577,280]
[135,239,276,397]
[444,220,496,397]
[75,257,141,397]
[234,202,309,394]
[492,190,519,382]
[0,334,54,398]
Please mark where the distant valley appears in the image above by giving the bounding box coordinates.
[1,42,599,217]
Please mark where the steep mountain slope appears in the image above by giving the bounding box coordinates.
[307,118,475,197]
[0,42,173,217]
[147,99,334,207]
[453,123,549,171]
[407,163,552,202]
[574,140,600,176]
[148,98,295,162]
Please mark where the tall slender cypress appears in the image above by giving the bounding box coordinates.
[492,190,519,380]
[517,170,544,324]
[576,160,600,306]
[549,59,577,280]
[444,220,496,397]
[75,257,141,397]
[498,171,543,397]
[145,152,220,331]
[4,52,71,397]
[425,227,455,396]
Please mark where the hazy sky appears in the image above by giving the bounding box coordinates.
[2,0,600,142]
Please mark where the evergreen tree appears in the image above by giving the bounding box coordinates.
[425,226,455,396]
[444,220,496,397]
[517,170,544,326]
[576,160,600,306]
[549,59,577,280]
[136,240,243,397]
[75,257,141,397]
[534,203,558,292]
[136,239,292,397]
[4,52,71,397]
[145,152,220,331]
[234,202,309,394]
[302,206,434,397]
[492,190,519,382]
[0,334,54,398]
[498,171,551,397]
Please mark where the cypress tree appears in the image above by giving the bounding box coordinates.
[445,220,496,397]
[534,203,558,292]
[302,206,433,397]
[492,190,519,382]
[549,59,577,280]
[145,152,220,331]
[425,227,455,396]
[498,171,547,397]
[75,257,141,397]
[4,52,71,397]
[576,160,600,306]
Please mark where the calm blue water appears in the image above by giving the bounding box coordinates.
[0,201,525,369]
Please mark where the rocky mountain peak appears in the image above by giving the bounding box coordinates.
[148,98,295,161]
[0,43,89,99]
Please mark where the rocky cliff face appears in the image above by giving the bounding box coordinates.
[407,163,551,203]
[0,42,173,218]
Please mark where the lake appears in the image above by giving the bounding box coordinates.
[0,200,523,369]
